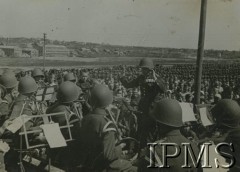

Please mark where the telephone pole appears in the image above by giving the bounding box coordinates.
[194,0,208,105]
[43,33,47,70]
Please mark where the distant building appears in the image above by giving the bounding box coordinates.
[22,48,39,57]
[0,49,5,57]
[34,44,70,57]
[0,45,22,57]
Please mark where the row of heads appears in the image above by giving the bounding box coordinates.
[1,69,240,129]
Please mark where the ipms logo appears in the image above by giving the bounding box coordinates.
[147,142,235,169]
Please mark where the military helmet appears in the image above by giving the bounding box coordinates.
[211,99,240,128]
[90,84,113,108]
[32,68,44,77]
[18,76,38,94]
[0,72,18,89]
[63,73,76,82]
[149,98,183,127]
[139,58,154,69]
[57,81,80,103]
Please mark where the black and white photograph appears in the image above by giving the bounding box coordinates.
[0,0,240,171]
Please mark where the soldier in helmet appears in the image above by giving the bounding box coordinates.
[64,72,91,116]
[63,72,77,83]
[32,68,46,87]
[0,71,18,105]
[0,72,18,120]
[79,84,137,171]
[138,98,200,172]
[63,72,83,97]
[47,81,81,131]
[5,76,41,171]
[46,81,82,171]
[211,99,240,171]
[120,58,166,148]
[9,76,39,121]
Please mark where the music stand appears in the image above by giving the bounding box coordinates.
[18,112,74,172]
[36,86,56,102]
[196,104,214,127]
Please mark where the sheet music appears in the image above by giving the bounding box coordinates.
[36,88,45,95]
[41,123,67,148]
[6,115,31,133]
[199,107,214,126]
[179,103,197,122]
[45,87,55,94]
[44,94,53,101]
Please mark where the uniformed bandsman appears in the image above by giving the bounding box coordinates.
[120,58,166,148]
[79,84,137,172]
[211,99,240,171]
[138,98,200,172]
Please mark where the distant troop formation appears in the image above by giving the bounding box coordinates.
[0,58,240,172]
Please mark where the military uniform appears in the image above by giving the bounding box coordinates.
[138,130,200,172]
[222,129,240,171]
[0,72,18,122]
[46,102,80,137]
[4,94,41,172]
[79,107,137,172]
[120,75,166,148]
[0,99,9,126]
[45,81,82,171]
[211,99,240,172]
[4,76,40,172]
[137,98,201,172]
[46,102,81,170]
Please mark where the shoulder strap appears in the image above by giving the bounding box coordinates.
[1,100,8,104]
[102,121,117,134]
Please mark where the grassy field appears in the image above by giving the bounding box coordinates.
[0,56,239,70]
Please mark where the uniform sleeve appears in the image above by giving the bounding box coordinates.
[9,103,23,119]
[102,131,121,162]
[101,121,122,162]
[0,103,9,122]
[120,76,140,88]
[155,77,166,93]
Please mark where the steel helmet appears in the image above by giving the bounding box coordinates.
[211,99,240,128]
[0,72,18,89]
[90,84,113,108]
[18,76,38,94]
[57,81,80,103]
[149,98,183,127]
[139,58,154,69]
[63,73,76,82]
[32,68,44,77]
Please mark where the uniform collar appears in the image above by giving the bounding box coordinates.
[92,108,107,116]
[16,94,29,101]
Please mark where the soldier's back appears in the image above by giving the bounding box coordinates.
[139,129,201,172]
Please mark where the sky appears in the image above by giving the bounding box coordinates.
[0,0,239,50]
